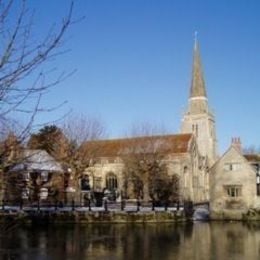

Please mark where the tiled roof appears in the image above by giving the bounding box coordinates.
[82,134,193,158]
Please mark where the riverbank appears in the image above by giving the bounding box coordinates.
[0,210,187,224]
[2,207,260,224]
[210,208,260,221]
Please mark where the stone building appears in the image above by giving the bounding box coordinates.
[209,139,258,219]
[79,133,207,204]
[76,38,214,205]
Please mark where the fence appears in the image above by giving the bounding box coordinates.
[0,199,185,213]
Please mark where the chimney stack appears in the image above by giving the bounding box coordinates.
[231,137,242,153]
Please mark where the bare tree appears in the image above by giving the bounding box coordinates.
[121,123,179,203]
[0,0,75,202]
[0,0,76,220]
[61,114,106,181]
[0,0,74,143]
[63,114,105,148]
[243,145,260,154]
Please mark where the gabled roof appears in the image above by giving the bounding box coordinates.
[10,149,63,172]
[210,145,255,171]
[82,134,193,158]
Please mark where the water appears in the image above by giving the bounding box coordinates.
[0,222,260,259]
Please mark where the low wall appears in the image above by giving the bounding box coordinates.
[0,210,186,225]
[210,208,260,221]
[210,209,247,220]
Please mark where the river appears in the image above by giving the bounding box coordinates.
[0,222,260,259]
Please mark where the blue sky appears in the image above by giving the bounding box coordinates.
[23,0,260,153]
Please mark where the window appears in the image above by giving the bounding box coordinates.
[257,184,260,196]
[22,187,30,199]
[184,167,188,188]
[39,188,48,200]
[41,171,49,182]
[94,177,102,191]
[225,185,242,197]
[81,175,91,191]
[257,175,260,196]
[106,172,118,191]
[224,163,241,171]
[192,124,198,137]
[23,172,30,181]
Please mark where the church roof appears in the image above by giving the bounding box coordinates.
[190,37,207,98]
[83,133,193,158]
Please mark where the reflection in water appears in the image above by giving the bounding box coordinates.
[0,222,260,259]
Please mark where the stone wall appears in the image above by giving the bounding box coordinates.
[0,210,186,224]
[210,146,257,220]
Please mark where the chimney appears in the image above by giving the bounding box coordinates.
[231,137,242,153]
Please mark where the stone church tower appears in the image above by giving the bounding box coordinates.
[181,37,217,166]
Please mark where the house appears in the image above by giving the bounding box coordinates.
[209,138,260,219]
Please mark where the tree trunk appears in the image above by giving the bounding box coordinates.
[143,182,150,202]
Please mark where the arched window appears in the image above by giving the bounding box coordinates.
[183,166,188,188]
[106,172,118,191]
[81,174,91,191]
[192,124,198,137]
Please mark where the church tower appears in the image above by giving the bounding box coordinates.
[181,36,217,166]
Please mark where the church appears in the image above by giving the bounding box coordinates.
[79,38,216,205]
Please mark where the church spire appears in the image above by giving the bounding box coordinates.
[181,35,217,166]
[190,33,207,98]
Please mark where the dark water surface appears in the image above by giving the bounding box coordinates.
[1,222,260,260]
